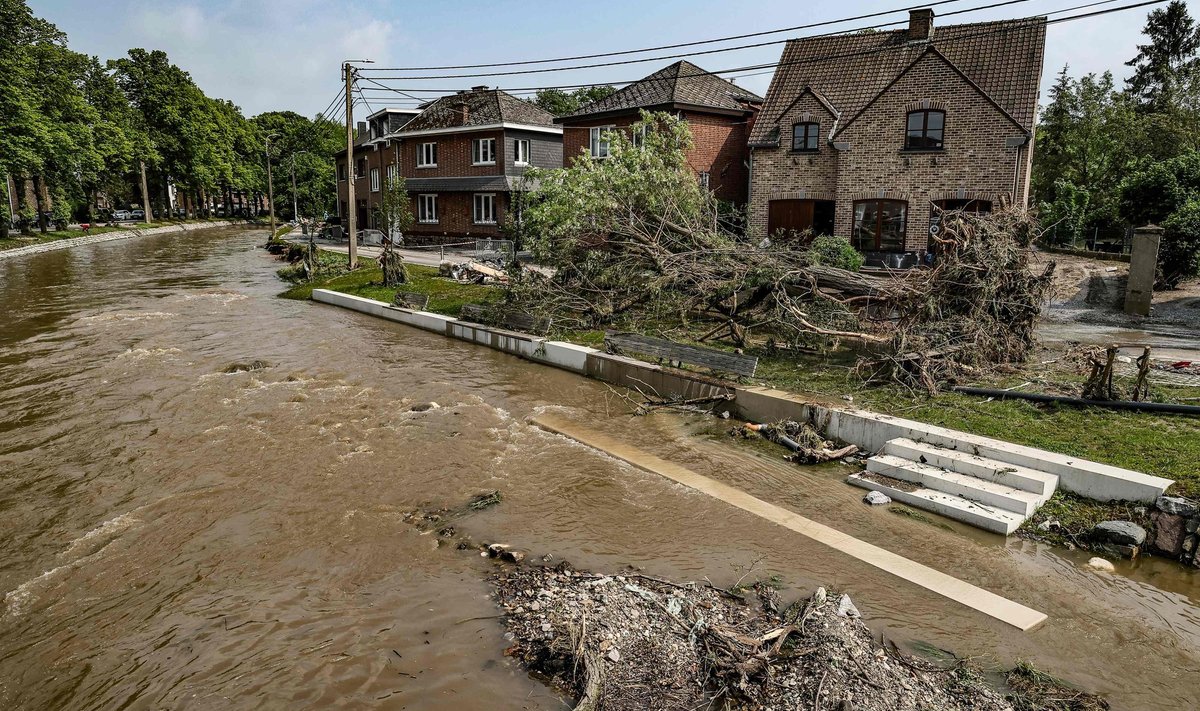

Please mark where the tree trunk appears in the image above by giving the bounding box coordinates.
[14,176,32,235]
[32,174,48,233]
[139,161,154,223]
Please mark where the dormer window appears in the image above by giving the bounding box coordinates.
[905,109,944,149]
[791,122,820,152]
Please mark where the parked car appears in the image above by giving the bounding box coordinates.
[112,210,132,221]
[131,209,145,220]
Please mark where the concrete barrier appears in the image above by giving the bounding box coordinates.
[311,289,1173,504]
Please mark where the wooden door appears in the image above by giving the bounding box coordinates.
[768,199,815,238]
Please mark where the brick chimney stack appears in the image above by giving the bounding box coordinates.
[454,101,469,125]
[909,8,934,41]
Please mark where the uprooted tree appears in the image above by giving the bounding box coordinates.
[375,174,414,286]
[511,111,1054,393]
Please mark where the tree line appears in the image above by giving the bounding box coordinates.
[1034,0,1200,285]
[0,0,342,239]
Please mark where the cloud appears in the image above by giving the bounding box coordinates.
[119,1,410,118]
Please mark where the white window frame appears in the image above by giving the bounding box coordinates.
[472,138,496,165]
[370,167,380,192]
[386,164,397,181]
[473,193,496,225]
[514,138,531,166]
[417,142,437,168]
[589,126,613,159]
[418,194,438,223]
[632,124,647,148]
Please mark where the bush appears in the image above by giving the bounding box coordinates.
[1160,198,1200,288]
[805,235,864,272]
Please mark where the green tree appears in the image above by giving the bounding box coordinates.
[1119,151,1200,286]
[532,85,617,116]
[1126,0,1200,111]
[375,174,414,286]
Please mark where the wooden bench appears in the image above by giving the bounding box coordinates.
[459,303,552,335]
[392,291,429,310]
[604,332,758,378]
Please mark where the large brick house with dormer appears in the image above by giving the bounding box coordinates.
[748,9,1046,266]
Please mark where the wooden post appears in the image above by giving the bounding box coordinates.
[345,62,358,269]
[139,161,154,223]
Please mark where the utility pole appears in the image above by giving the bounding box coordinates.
[139,161,154,223]
[344,61,358,269]
[291,154,299,223]
[265,133,279,241]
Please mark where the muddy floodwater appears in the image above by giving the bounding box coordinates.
[1,226,1198,710]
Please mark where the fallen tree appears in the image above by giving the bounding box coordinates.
[511,112,1053,394]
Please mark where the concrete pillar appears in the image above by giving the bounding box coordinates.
[1124,224,1162,316]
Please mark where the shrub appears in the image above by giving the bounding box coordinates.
[806,235,864,272]
[1160,197,1200,287]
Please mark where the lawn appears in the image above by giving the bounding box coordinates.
[285,255,1200,504]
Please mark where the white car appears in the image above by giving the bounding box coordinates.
[112,210,132,221]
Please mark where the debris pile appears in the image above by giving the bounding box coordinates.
[738,420,858,464]
[440,258,510,285]
[494,565,1035,711]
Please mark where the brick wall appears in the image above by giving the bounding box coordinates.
[400,130,505,179]
[561,109,755,204]
[749,52,1034,252]
[405,191,507,240]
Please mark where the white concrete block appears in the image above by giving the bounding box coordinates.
[883,438,1058,497]
[866,455,1045,516]
[533,341,597,373]
[847,474,1026,535]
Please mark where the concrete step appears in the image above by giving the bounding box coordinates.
[866,454,1046,516]
[882,438,1058,497]
[848,472,1026,535]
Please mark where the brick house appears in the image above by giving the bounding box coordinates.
[334,108,420,229]
[556,61,763,205]
[748,10,1046,266]
[394,88,562,242]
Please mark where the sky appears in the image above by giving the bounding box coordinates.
[31,0,1187,118]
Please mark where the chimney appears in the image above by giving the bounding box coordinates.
[356,121,367,137]
[909,8,934,41]
[454,100,469,125]
[471,85,488,92]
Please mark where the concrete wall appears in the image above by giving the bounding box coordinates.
[0,221,242,261]
[312,289,1172,503]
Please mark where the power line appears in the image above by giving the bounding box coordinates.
[362,0,974,72]
[355,0,1157,97]
[362,0,1032,81]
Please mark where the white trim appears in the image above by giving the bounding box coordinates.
[397,122,563,138]
[472,137,497,166]
[370,167,380,192]
[417,142,438,168]
[473,193,497,225]
[417,194,438,223]
[514,138,531,165]
[589,125,614,159]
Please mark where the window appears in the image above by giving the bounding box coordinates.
[355,158,366,178]
[370,168,380,192]
[417,194,438,223]
[589,126,613,158]
[698,172,710,190]
[905,109,945,150]
[514,139,530,165]
[791,122,820,151]
[853,199,907,252]
[418,142,438,167]
[473,193,496,224]
[386,164,397,182]
[338,164,347,181]
[471,138,496,165]
[632,124,647,148]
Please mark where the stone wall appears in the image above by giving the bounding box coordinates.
[1148,495,1200,568]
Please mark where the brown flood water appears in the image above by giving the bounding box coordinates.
[0,226,1197,710]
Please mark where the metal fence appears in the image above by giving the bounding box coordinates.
[1046,225,1133,254]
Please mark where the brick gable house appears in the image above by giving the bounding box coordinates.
[748,10,1046,266]
[335,108,420,230]
[556,61,763,205]
[397,88,562,241]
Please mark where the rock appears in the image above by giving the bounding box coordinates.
[487,543,509,558]
[1036,519,1060,533]
[410,402,440,412]
[863,491,892,506]
[1087,557,1116,572]
[836,594,861,618]
[1156,495,1199,518]
[1092,520,1146,546]
[1093,542,1139,559]
[607,648,621,663]
[1150,512,1188,558]
[812,587,827,606]
[500,550,526,564]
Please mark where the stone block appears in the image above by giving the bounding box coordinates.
[1150,512,1187,558]
[1093,542,1139,559]
[1092,520,1147,546]
[1156,495,1199,517]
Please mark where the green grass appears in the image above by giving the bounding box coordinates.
[0,225,122,251]
[280,261,501,316]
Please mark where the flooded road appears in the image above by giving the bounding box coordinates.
[1,226,1197,710]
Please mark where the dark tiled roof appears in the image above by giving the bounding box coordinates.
[749,17,1046,145]
[559,60,764,120]
[404,176,534,192]
[402,89,557,132]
